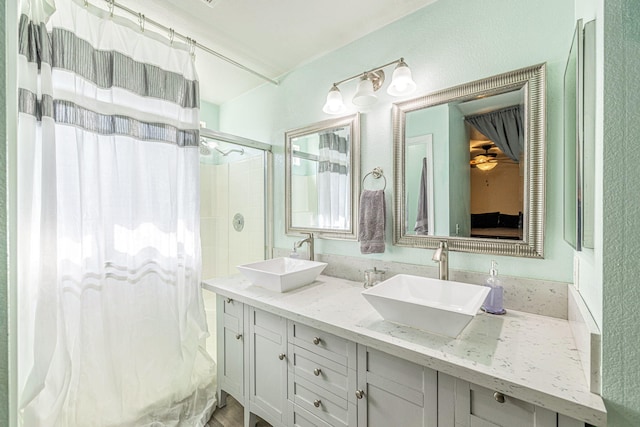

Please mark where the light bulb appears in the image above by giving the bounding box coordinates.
[352,75,377,107]
[322,85,346,114]
[387,61,417,97]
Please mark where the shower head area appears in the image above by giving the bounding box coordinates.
[200,138,245,157]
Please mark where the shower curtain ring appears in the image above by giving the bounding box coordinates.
[168,28,175,45]
[107,0,114,17]
[138,13,145,32]
[83,0,89,7]
[189,38,197,60]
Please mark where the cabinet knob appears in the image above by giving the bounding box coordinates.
[313,399,322,408]
[226,298,233,304]
[313,368,322,376]
[313,337,322,345]
[493,391,506,403]
[278,353,286,360]
[235,333,242,340]
[355,389,365,399]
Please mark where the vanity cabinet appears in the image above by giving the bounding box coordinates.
[356,346,438,427]
[438,374,584,427]
[248,307,288,426]
[216,297,245,406]
[215,295,587,427]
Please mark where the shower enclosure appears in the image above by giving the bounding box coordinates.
[199,129,272,363]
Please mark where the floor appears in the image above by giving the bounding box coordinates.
[206,395,271,427]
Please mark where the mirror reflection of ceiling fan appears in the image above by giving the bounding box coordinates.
[469,142,516,171]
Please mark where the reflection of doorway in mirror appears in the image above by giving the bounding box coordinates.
[469,131,524,240]
[405,135,435,236]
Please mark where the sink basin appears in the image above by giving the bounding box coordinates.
[237,257,328,292]
[361,274,490,337]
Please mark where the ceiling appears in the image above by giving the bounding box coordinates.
[114,0,439,105]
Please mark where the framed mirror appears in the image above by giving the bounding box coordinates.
[392,64,546,258]
[285,114,361,240]
[564,19,596,251]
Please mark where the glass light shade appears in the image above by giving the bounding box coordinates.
[322,86,346,114]
[387,62,417,96]
[352,76,377,107]
[473,155,498,171]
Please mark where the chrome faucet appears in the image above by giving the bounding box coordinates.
[294,233,315,261]
[432,241,448,280]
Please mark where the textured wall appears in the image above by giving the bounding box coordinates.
[602,0,640,425]
[220,0,575,281]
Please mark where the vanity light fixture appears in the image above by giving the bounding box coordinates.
[322,58,417,114]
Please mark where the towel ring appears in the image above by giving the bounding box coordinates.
[362,167,386,191]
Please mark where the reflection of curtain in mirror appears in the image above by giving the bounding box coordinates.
[317,131,350,229]
[465,106,523,161]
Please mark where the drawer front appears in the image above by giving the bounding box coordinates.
[222,296,243,319]
[289,376,356,427]
[290,344,355,399]
[454,380,556,427]
[365,347,424,392]
[289,322,355,367]
[288,401,332,427]
[253,307,284,336]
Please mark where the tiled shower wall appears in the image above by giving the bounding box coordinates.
[200,154,265,362]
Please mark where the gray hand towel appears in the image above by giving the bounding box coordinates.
[358,189,385,254]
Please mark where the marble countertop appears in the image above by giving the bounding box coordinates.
[202,274,606,426]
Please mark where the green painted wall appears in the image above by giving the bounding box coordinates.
[200,99,220,131]
[406,105,449,235]
[602,0,640,425]
[219,0,575,280]
[448,105,469,236]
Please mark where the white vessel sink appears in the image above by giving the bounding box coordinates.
[237,257,328,292]
[361,274,490,338]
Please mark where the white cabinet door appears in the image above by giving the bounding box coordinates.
[248,307,288,426]
[440,374,557,427]
[356,346,438,427]
[216,296,245,406]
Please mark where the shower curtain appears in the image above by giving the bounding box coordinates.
[17,0,216,425]
[317,131,350,229]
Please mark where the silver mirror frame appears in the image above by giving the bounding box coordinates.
[285,113,361,240]
[392,64,546,258]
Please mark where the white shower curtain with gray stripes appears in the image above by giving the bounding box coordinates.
[17,0,216,425]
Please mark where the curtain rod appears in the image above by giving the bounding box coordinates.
[103,0,279,86]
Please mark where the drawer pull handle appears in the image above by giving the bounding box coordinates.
[355,389,365,399]
[235,333,242,340]
[313,399,322,408]
[278,353,286,361]
[493,391,505,403]
[225,298,233,304]
[313,368,322,376]
[313,337,322,345]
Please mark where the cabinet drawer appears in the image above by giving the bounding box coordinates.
[454,380,556,427]
[289,344,356,400]
[252,307,284,336]
[289,376,356,427]
[222,296,243,319]
[288,401,332,427]
[365,347,425,393]
[289,322,355,368]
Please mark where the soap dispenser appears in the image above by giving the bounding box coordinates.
[481,260,506,315]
